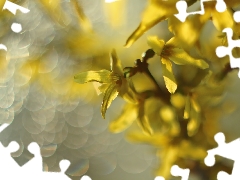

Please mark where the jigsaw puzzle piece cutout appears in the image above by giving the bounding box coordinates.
[174,0,227,22]
[80,175,92,180]
[153,165,190,180]
[217,171,235,180]
[233,11,240,23]
[40,160,72,180]
[0,0,30,50]
[21,142,43,172]
[154,177,165,180]
[0,118,35,166]
[0,123,10,133]
[4,142,74,180]
[0,141,21,171]
[171,165,190,180]
[3,0,30,15]
[205,132,240,180]
[216,28,240,78]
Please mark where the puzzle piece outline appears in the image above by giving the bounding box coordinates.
[216,27,240,78]
[175,0,240,79]
[0,141,92,180]
[0,1,240,180]
[174,0,226,22]
[155,165,190,180]
[204,132,240,180]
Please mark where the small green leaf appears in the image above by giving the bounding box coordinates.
[110,49,123,75]
[161,58,177,94]
[168,48,209,69]
[147,36,165,56]
[101,83,119,119]
[109,104,138,133]
[74,70,111,84]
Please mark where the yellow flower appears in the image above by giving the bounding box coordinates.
[125,0,197,47]
[109,100,153,136]
[74,49,136,118]
[126,130,207,179]
[147,36,209,94]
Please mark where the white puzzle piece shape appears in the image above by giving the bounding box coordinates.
[205,132,240,180]
[174,0,226,22]
[216,28,240,78]
[0,1,30,50]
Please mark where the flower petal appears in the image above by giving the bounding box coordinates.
[212,8,234,32]
[101,83,119,118]
[137,103,153,135]
[183,95,191,119]
[109,104,138,133]
[161,58,177,94]
[179,141,207,160]
[187,98,201,136]
[168,47,209,69]
[119,78,138,104]
[156,146,179,178]
[98,83,109,94]
[110,49,123,75]
[147,36,165,56]
[126,131,170,147]
[74,70,111,84]
[125,0,179,47]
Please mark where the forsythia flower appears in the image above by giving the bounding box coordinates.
[74,49,136,118]
[109,99,153,136]
[147,36,209,94]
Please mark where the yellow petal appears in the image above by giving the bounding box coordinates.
[110,49,123,75]
[101,83,119,118]
[179,140,207,160]
[119,79,138,104]
[161,58,177,94]
[0,1,5,11]
[147,36,165,56]
[137,103,153,135]
[168,47,209,69]
[103,0,126,28]
[74,70,111,84]
[126,131,170,147]
[168,2,211,49]
[183,95,191,119]
[109,104,138,133]
[71,0,92,32]
[159,106,175,123]
[170,93,185,109]
[125,0,178,47]
[187,98,201,136]
[156,146,179,178]
[98,83,109,94]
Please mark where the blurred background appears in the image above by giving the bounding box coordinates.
[0,0,240,180]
